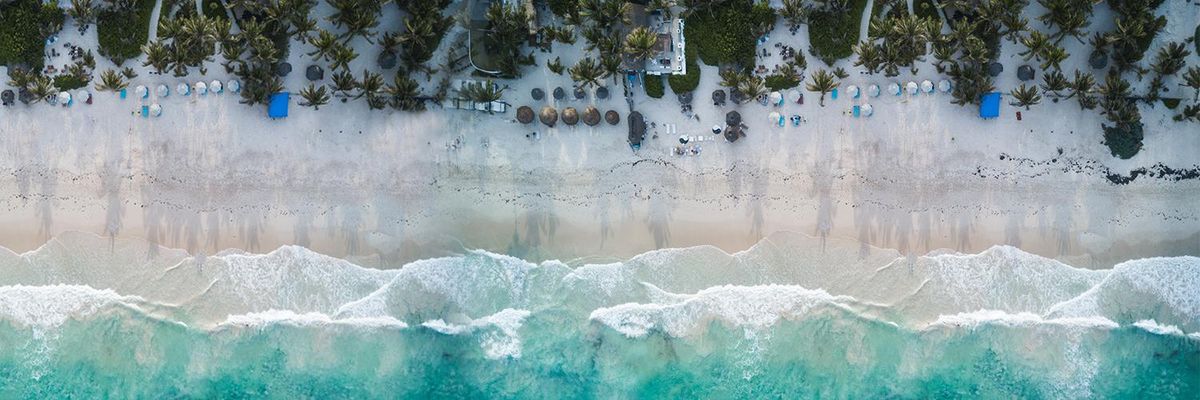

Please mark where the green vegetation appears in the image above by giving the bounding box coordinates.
[913,0,940,22]
[53,73,88,91]
[668,37,700,93]
[809,0,869,64]
[203,0,228,21]
[97,0,154,64]
[1162,98,1180,109]
[0,0,64,70]
[645,75,664,98]
[765,73,801,91]
[1103,123,1143,159]
[684,0,775,67]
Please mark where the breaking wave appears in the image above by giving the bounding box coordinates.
[0,231,1195,398]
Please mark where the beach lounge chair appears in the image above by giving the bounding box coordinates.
[831,88,838,100]
[141,105,149,118]
[853,105,860,118]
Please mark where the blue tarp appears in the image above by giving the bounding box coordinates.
[268,92,289,119]
[979,92,1001,119]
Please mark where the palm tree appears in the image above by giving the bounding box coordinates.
[27,75,54,103]
[330,45,358,72]
[330,69,358,98]
[1009,84,1041,109]
[600,55,623,84]
[780,0,809,30]
[1040,69,1069,97]
[1150,42,1191,78]
[1068,70,1098,110]
[623,27,657,63]
[386,74,424,111]
[358,70,384,100]
[737,75,767,102]
[299,84,330,110]
[854,42,882,74]
[95,69,128,92]
[68,0,96,29]
[547,57,565,75]
[1181,66,1200,101]
[1039,45,1068,71]
[569,57,605,89]
[806,69,838,106]
[719,69,744,93]
[1018,31,1051,61]
[307,30,339,62]
[142,41,170,74]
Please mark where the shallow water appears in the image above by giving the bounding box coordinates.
[0,232,1196,398]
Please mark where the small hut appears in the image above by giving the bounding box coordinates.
[583,106,600,126]
[1,90,13,106]
[531,88,545,101]
[574,87,586,100]
[725,110,742,127]
[553,87,565,100]
[275,62,292,77]
[712,89,726,106]
[595,87,609,100]
[306,65,324,81]
[1017,65,1035,81]
[516,106,535,124]
[377,51,398,70]
[605,110,620,125]
[562,107,579,125]
[540,106,558,127]
[628,111,646,146]
[987,62,1004,77]
[724,125,744,142]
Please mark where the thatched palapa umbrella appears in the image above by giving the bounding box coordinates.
[605,110,620,125]
[516,106,535,124]
[562,107,579,125]
[725,110,742,127]
[540,106,558,127]
[724,125,744,142]
[582,106,600,126]
[275,62,292,77]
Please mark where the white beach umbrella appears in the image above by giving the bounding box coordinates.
[847,85,860,99]
[938,79,952,93]
[156,84,169,97]
[906,81,919,95]
[888,82,901,96]
[57,91,71,106]
[862,103,874,117]
[921,80,934,93]
[227,80,241,93]
[177,83,191,96]
[149,103,162,117]
[76,90,90,103]
[788,89,802,103]
[195,81,207,95]
[135,85,148,99]
[210,80,223,93]
[769,91,783,106]
[768,111,782,125]
[867,84,880,97]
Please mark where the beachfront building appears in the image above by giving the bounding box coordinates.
[621,4,687,77]
[467,0,539,75]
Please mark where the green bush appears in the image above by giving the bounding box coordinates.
[645,74,664,98]
[685,0,771,68]
[97,0,155,65]
[53,74,88,91]
[668,38,700,93]
[765,74,800,91]
[809,0,869,64]
[0,0,64,70]
[913,0,940,22]
[1102,123,1143,159]
[1162,98,1181,109]
[203,0,228,21]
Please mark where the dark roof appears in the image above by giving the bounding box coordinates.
[987,62,1003,77]
[378,51,398,70]
[553,87,565,100]
[1017,65,1035,81]
[275,62,292,77]
[531,88,544,101]
[628,111,645,145]
[574,87,586,99]
[712,89,726,104]
[595,86,609,99]
[305,65,324,81]
[1089,51,1108,69]
[677,91,692,104]
[725,110,741,126]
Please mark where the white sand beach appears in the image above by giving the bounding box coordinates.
[0,0,1197,270]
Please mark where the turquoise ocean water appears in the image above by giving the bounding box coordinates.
[0,232,1196,398]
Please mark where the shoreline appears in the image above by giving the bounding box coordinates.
[0,79,1197,269]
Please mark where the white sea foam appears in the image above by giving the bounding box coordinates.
[422,308,532,359]
[1047,256,1200,331]
[925,310,1119,330]
[589,285,848,338]
[1132,320,1186,337]
[217,310,407,330]
[0,285,141,328]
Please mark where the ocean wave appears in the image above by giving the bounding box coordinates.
[0,284,143,329]
[421,308,531,359]
[217,309,408,330]
[1046,256,1200,331]
[924,310,1119,330]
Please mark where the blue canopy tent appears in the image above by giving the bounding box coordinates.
[268,92,290,119]
[979,92,1001,119]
